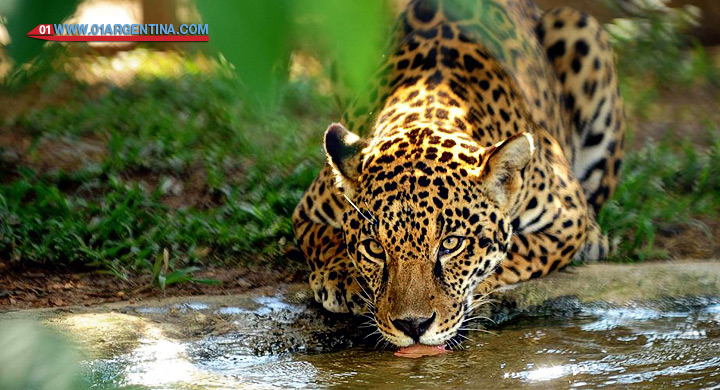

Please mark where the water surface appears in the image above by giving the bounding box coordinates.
[84,303,720,389]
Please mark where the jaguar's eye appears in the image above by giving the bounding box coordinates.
[361,239,386,261]
[439,236,464,257]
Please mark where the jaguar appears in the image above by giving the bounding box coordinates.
[293,0,624,348]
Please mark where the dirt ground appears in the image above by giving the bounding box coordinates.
[0,261,305,311]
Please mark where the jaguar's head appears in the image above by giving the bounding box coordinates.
[324,123,535,347]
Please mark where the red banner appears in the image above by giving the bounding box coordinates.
[26,24,209,42]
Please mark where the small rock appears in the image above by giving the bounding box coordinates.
[50,298,65,307]
[194,247,211,258]
[237,278,252,289]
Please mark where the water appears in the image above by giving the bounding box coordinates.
[84,303,720,389]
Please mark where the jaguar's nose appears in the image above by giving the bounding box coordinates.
[391,313,436,341]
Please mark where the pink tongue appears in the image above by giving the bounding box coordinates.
[394,344,449,358]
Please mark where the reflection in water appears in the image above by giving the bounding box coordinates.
[84,303,720,389]
[513,365,567,381]
[122,327,197,387]
[215,296,303,317]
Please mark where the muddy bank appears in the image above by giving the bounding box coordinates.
[489,260,720,322]
[0,264,305,310]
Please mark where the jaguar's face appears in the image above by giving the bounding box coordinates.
[342,180,512,346]
[324,123,534,347]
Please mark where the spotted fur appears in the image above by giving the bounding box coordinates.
[293,0,624,347]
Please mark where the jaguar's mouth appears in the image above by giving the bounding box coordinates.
[394,343,449,358]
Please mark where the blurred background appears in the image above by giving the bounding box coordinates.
[0,0,718,310]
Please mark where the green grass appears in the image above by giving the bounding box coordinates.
[0,68,333,278]
[597,4,720,260]
[598,132,720,260]
[606,1,720,89]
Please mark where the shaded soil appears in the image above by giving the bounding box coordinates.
[0,129,107,179]
[0,127,244,210]
[0,261,304,311]
[629,82,720,149]
[654,217,720,260]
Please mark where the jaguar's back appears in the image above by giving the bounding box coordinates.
[341,0,623,206]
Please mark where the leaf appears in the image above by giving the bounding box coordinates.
[162,248,169,273]
[164,268,197,286]
[190,278,221,286]
[151,250,163,279]
[299,0,391,95]
[157,274,167,291]
[195,0,291,106]
[0,0,79,66]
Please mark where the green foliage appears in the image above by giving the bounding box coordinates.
[0,0,78,66]
[195,1,291,105]
[598,131,720,260]
[0,67,332,277]
[299,0,392,93]
[149,249,219,292]
[196,0,391,106]
[0,170,170,271]
[602,1,720,261]
[606,1,719,87]
[0,320,83,390]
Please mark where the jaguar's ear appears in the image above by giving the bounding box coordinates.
[324,123,368,197]
[480,132,535,209]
